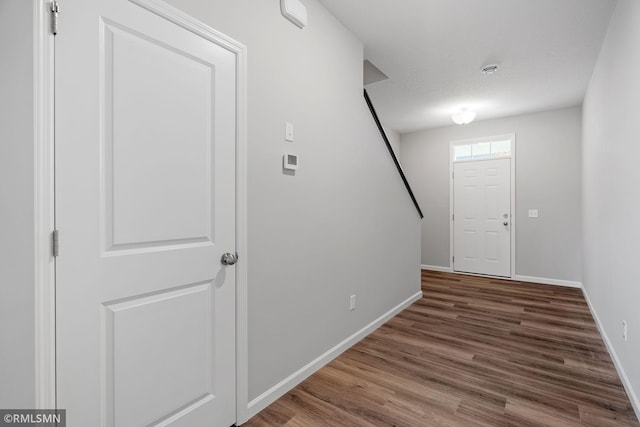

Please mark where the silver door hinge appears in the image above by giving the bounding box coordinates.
[452,213,454,221]
[52,230,59,257]
[452,256,455,264]
[51,0,59,36]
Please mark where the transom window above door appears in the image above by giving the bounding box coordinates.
[453,139,512,162]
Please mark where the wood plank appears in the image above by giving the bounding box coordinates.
[244,271,639,426]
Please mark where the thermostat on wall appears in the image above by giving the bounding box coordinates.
[283,153,298,170]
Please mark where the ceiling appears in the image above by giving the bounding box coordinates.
[317,0,617,133]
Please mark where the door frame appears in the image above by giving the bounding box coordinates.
[33,0,250,422]
[34,0,56,410]
[449,134,516,278]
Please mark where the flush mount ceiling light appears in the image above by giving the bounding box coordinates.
[481,64,500,75]
[452,108,476,125]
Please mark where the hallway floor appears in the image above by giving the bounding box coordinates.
[245,270,639,426]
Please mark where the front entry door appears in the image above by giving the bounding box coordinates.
[55,0,238,425]
[453,158,511,277]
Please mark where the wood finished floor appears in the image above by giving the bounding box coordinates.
[245,271,639,426]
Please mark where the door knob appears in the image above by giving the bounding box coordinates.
[221,252,238,266]
[503,222,509,226]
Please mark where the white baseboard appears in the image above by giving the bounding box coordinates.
[514,275,582,289]
[421,264,452,273]
[421,268,582,289]
[582,288,640,420]
[244,290,423,421]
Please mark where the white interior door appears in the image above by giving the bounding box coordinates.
[55,0,237,425]
[453,158,511,277]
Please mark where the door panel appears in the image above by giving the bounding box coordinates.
[104,21,215,249]
[55,0,237,425]
[454,159,511,277]
[106,283,213,426]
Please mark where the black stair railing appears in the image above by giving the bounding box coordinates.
[364,89,423,219]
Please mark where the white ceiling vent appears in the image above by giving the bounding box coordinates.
[481,64,500,75]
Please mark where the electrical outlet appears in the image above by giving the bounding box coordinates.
[623,320,628,342]
[349,295,356,311]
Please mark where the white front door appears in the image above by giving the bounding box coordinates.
[55,0,238,425]
[453,159,511,277]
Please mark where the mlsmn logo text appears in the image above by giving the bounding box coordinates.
[4,414,61,423]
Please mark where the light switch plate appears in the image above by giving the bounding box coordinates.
[528,209,539,218]
[285,122,294,142]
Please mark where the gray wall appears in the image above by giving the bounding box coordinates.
[0,0,36,408]
[384,126,401,157]
[0,0,421,409]
[401,107,582,282]
[582,0,640,410]
[159,0,424,403]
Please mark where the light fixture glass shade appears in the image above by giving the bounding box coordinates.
[452,109,476,125]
